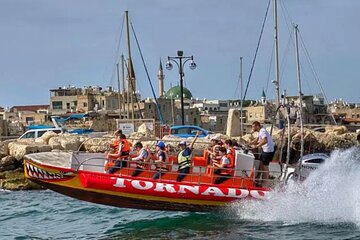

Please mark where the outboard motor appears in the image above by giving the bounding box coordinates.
[291,153,329,181]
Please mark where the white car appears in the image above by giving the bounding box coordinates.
[18,128,65,139]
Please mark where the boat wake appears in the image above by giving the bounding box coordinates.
[231,147,360,226]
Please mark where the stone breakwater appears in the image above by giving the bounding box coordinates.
[0,124,359,190]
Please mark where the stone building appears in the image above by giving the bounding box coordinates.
[49,86,137,115]
[286,94,331,124]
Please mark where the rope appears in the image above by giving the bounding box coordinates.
[298,30,337,125]
[130,22,165,125]
[109,14,126,87]
[243,0,271,101]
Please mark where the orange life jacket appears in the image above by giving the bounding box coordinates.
[120,139,130,155]
[112,139,120,153]
[220,149,235,176]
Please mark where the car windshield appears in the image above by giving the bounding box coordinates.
[22,132,35,139]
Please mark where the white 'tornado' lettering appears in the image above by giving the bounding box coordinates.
[111,177,270,200]
[112,177,126,188]
[249,190,270,200]
[227,188,249,198]
[154,183,176,193]
[201,187,226,197]
[178,185,200,195]
[131,180,153,190]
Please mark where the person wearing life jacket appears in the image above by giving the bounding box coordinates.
[176,131,201,182]
[152,141,168,180]
[206,136,222,164]
[131,142,150,177]
[212,147,233,184]
[108,129,122,153]
[224,139,235,171]
[104,130,121,173]
[107,134,131,174]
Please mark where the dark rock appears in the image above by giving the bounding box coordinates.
[0,168,43,190]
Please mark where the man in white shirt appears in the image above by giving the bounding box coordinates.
[249,121,276,187]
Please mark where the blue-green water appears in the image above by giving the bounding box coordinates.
[2,148,360,240]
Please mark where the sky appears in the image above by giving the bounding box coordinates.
[0,0,359,108]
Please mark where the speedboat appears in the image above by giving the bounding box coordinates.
[23,148,271,212]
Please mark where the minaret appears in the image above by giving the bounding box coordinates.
[261,89,266,105]
[158,59,164,97]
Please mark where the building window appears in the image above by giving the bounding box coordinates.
[52,101,63,110]
[25,117,34,124]
[66,103,70,109]
[220,103,228,107]
[83,102,87,107]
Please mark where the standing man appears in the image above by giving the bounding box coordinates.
[249,121,275,187]
[176,131,201,182]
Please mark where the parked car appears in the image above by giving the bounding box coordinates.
[168,125,211,138]
[18,128,65,139]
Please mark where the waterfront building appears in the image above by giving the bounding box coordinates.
[49,86,140,115]
[285,94,332,124]
[329,99,360,125]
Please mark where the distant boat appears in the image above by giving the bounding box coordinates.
[52,114,94,135]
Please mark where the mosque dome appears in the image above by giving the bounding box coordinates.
[165,85,193,99]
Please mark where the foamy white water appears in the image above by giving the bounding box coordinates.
[233,147,360,225]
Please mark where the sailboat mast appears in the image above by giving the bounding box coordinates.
[294,24,304,159]
[125,10,135,123]
[121,54,126,119]
[240,57,244,136]
[116,63,122,120]
[273,0,281,122]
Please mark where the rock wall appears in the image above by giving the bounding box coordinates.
[0,124,359,190]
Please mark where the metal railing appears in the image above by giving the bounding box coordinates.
[73,154,284,188]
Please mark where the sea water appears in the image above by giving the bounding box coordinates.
[2,148,360,239]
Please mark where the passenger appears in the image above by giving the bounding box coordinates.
[207,136,221,164]
[109,129,122,153]
[152,141,168,180]
[249,121,276,187]
[107,134,130,174]
[176,131,201,182]
[224,139,235,156]
[104,130,121,173]
[213,147,233,184]
[165,143,172,155]
[131,142,149,177]
[224,139,235,169]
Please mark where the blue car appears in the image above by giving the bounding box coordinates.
[169,125,211,138]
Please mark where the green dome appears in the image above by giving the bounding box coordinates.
[165,85,193,99]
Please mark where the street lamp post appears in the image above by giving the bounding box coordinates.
[166,50,196,125]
